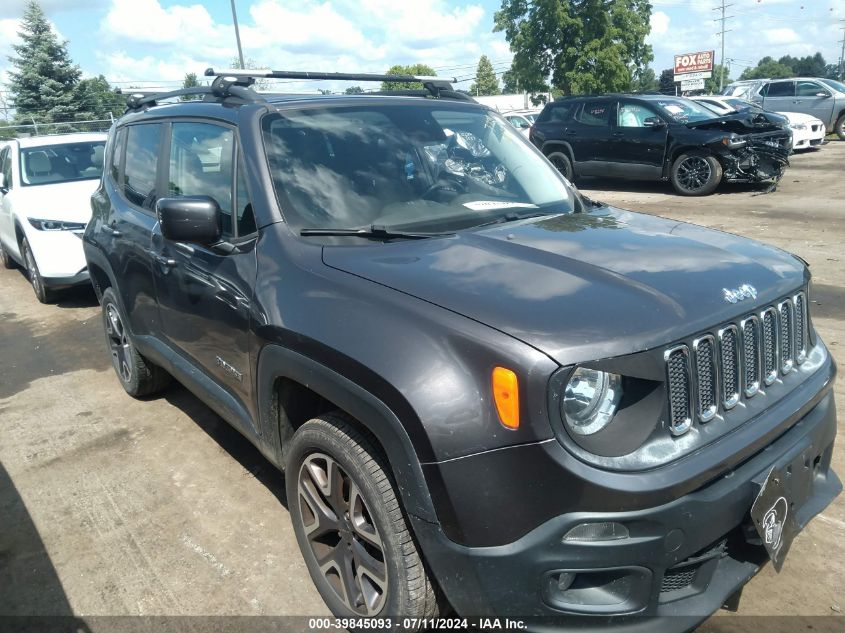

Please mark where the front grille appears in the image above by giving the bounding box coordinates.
[665,347,692,435]
[665,291,808,435]
[718,326,740,409]
[660,565,698,593]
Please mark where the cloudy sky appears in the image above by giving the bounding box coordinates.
[0,0,843,94]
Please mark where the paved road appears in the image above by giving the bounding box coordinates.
[1,143,843,624]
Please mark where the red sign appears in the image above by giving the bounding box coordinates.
[674,50,714,75]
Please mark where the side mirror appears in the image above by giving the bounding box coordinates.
[815,91,831,98]
[643,116,665,128]
[157,196,221,244]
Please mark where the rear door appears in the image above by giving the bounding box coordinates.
[101,123,163,336]
[152,119,257,421]
[761,80,796,114]
[568,99,617,175]
[793,80,835,123]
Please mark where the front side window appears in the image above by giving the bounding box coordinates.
[124,124,162,209]
[796,81,827,97]
[19,141,106,187]
[617,103,658,127]
[168,122,235,237]
[262,104,577,233]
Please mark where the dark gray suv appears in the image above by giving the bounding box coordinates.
[84,69,840,630]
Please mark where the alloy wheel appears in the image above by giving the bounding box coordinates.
[24,244,43,298]
[297,452,388,615]
[105,303,132,383]
[676,156,712,192]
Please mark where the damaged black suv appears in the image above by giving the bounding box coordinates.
[530,94,792,195]
[84,69,838,630]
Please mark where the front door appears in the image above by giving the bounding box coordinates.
[793,80,836,124]
[612,100,668,179]
[152,120,258,422]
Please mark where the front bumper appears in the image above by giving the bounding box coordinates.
[21,221,88,282]
[412,385,839,631]
[792,127,826,150]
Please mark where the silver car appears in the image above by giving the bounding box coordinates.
[722,77,845,139]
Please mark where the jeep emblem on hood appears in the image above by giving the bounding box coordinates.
[723,284,757,304]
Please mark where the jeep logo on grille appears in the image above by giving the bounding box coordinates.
[723,284,757,304]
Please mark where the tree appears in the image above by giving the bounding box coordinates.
[704,64,731,94]
[73,75,124,119]
[739,56,794,80]
[7,0,81,122]
[470,55,500,96]
[180,72,201,101]
[494,0,653,96]
[381,64,437,90]
[777,53,826,77]
[658,68,676,95]
[630,66,657,92]
[502,67,520,93]
[345,86,364,94]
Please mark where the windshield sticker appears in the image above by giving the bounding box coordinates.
[463,201,539,211]
[663,104,684,115]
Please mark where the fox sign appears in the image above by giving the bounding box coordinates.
[674,50,714,75]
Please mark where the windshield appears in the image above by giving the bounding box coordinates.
[262,104,576,233]
[20,141,106,186]
[654,98,718,123]
[721,84,754,98]
[820,79,845,93]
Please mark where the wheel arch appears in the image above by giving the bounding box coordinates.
[257,344,440,525]
[541,140,575,163]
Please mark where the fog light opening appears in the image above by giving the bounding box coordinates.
[562,521,629,543]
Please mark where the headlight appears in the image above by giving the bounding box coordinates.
[28,218,86,231]
[721,134,747,149]
[562,368,622,435]
[790,123,807,131]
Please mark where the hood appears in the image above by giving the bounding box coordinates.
[16,179,99,223]
[686,111,788,133]
[323,207,806,366]
[778,111,823,126]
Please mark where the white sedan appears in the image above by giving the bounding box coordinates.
[502,110,540,137]
[0,132,107,302]
[690,95,826,151]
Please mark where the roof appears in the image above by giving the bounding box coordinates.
[16,132,108,148]
[554,93,689,103]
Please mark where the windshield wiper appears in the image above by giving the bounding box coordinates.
[300,224,453,240]
[471,210,558,230]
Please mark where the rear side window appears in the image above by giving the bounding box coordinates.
[124,124,162,210]
[575,101,611,127]
[109,128,126,186]
[765,82,795,97]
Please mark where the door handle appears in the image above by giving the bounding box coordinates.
[565,130,577,136]
[101,224,122,237]
[154,254,177,267]
[611,132,625,138]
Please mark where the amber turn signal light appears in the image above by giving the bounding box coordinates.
[492,366,520,429]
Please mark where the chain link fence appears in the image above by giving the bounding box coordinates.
[0,116,115,140]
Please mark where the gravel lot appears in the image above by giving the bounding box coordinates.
[1,143,843,627]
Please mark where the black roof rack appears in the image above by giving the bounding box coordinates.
[204,68,470,101]
[121,74,265,112]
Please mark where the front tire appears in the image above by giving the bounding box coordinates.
[21,238,55,303]
[101,287,170,397]
[835,113,845,141]
[547,151,574,181]
[287,413,441,625]
[670,151,722,196]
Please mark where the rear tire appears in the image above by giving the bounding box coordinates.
[835,113,845,141]
[670,151,722,196]
[547,151,574,181]
[287,412,441,627]
[0,239,16,269]
[21,238,55,303]
[101,287,170,397]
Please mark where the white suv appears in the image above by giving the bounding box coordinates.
[0,132,107,302]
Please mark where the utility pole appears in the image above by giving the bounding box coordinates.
[713,1,733,91]
[838,22,845,81]
[230,0,245,70]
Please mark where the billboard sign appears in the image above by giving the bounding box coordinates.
[673,70,712,82]
[674,50,714,76]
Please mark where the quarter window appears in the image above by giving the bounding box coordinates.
[124,124,162,210]
[168,122,235,237]
[235,152,256,236]
[0,146,11,189]
[110,128,126,187]
[575,101,611,127]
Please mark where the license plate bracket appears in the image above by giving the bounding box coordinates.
[750,465,800,572]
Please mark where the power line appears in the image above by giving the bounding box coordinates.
[712,0,734,91]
